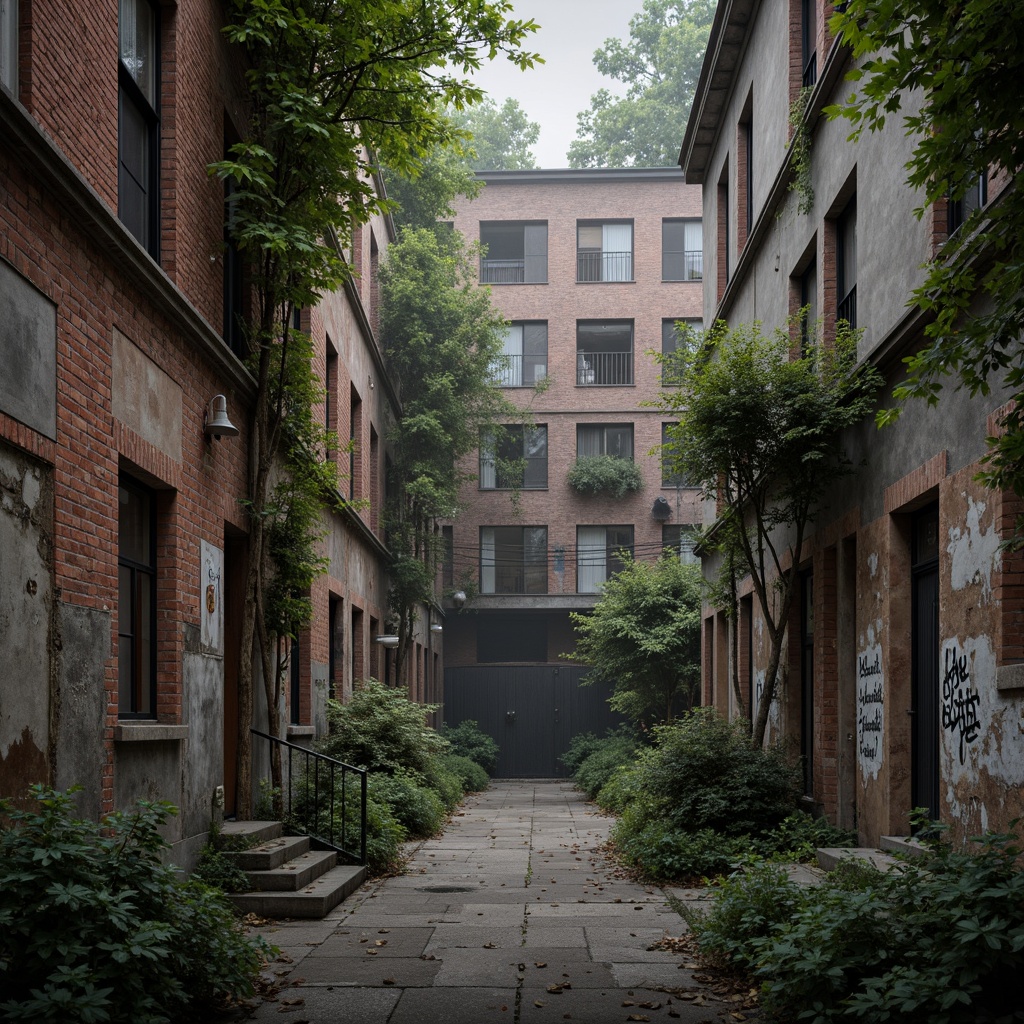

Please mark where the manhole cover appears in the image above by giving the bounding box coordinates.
[417,884,478,893]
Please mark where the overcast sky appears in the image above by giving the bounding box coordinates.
[470,0,648,168]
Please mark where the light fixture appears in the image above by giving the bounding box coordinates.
[375,634,400,649]
[430,623,443,633]
[452,590,467,609]
[203,395,239,440]
[651,496,672,522]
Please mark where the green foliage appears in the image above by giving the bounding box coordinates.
[686,822,1024,1023]
[0,787,271,1023]
[787,87,815,215]
[440,719,499,774]
[439,753,491,794]
[657,319,883,744]
[561,728,643,800]
[450,97,540,170]
[320,680,444,776]
[829,2,1024,508]
[569,0,716,168]
[612,814,752,881]
[192,822,251,895]
[567,454,644,498]
[371,771,447,839]
[750,812,856,863]
[566,555,702,726]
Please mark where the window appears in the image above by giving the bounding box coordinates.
[492,322,548,387]
[222,154,248,357]
[948,172,987,235]
[118,478,156,717]
[577,221,633,282]
[480,425,548,489]
[662,219,703,281]
[663,525,700,565]
[661,422,689,485]
[480,526,547,594]
[1,0,17,94]
[800,257,817,354]
[480,221,547,283]
[576,320,633,386]
[577,423,633,460]
[441,525,454,590]
[477,614,548,663]
[739,104,753,246]
[801,0,817,88]
[837,198,856,329]
[577,526,633,593]
[661,318,700,385]
[717,162,730,298]
[118,0,159,257]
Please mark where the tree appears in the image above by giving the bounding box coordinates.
[567,0,715,168]
[211,0,538,817]
[566,553,702,727]
[450,97,540,170]
[657,320,882,746]
[379,226,521,683]
[829,2,1024,502]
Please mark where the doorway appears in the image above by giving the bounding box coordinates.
[910,503,940,820]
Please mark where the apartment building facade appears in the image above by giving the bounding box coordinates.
[0,0,409,866]
[443,168,704,776]
[680,0,1023,845]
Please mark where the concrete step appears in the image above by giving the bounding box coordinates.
[242,848,337,891]
[880,834,929,861]
[220,820,282,846]
[816,846,902,872]
[228,864,367,919]
[231,834,310,872]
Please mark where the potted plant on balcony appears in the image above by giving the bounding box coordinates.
[568,455,643,498]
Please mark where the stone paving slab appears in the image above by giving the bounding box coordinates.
[388,986,517,1023]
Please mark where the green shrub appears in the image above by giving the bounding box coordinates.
[595,764,637,814]
[0,787,271,1023]
[320,679,444,774]
[428,761,464,810]
[750,811,856,862]
[371,771,446,839]
[573,730,642,801]
[567,454,643,498]
[192,820,252,894]
[560,732,604,775]
[440,752,491,794]
[440,720,499,774]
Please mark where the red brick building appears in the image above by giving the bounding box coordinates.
[0,0,405,866]
[443,169,704,775]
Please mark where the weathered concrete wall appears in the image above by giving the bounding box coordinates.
[0,443,53,803]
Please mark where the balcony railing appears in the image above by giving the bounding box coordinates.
[576,250,633,283]
[683,250,703,281]
[837,285,857,330]
[481,258,525,284]
[802,51,817,89]
[576,350,634,386]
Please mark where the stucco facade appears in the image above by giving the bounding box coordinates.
[682,0,1024,844]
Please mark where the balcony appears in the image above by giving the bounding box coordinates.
[576,250,633,283]
[837,285,857,330]
[481,258,525,284]
[576,351,634,386]
[682,250,703,281]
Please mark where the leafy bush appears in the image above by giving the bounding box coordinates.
[440,753,491,794]
[562,727,642,801]
[440,719,499,774]
[320,679,445,774]
[560,732,605,775]
[371,771,446,839]
[192,820,252,894]
[0,787,271,1023]
[750,811,856,863]
[595,765,636,814]
[429,762,464,810]
[567,454,643,498]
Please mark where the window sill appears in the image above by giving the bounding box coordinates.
[114,723,189,743]
[287,724,316,738]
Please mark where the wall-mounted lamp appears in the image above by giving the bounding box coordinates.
[651,496,672,522]
[452,590,467,609]
[430,623,443,634]
[203,395,239,440]
[375,634,400,649]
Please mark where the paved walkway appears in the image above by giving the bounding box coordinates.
[244,780,752,1024]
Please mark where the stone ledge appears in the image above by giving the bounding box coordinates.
[286,724,316,738]
[113,723,189,743]
[996,663,1024,692]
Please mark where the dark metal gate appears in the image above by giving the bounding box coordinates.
[443,666,624,778]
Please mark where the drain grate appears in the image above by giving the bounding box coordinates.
[417,884,478,893]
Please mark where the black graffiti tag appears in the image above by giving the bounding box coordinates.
[941,645,981,765]
[857,651,883,762]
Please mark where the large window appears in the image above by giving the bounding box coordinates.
[492,322,548,387]
[118,478,156,717]
[118,0,160,257]
[663,524,699,565]
[662,219,703,281]
[577,423,633,459]
[576,320,633,386]
[577,221,633,282]
[480,425,548,490]
[661,422,692,486]
[0,0,17,93]
[661,318,700,385]
[577,526,633,594]
[948,172,987,235]
[480,221,547,283]
[800,255,817,354]
[801,0,817,88]
[480,526,548,594]
[837,198,857,329]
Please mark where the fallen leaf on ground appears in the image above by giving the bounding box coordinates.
[382,978,396,985]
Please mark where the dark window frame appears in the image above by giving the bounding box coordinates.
[661,219,703,282]
[576,422,634,460]
[576,524,634,594]
[837,198,857,329]
[576,320,634,386]
[479,525,548,595]
[480,424,548,490]
[576,219,634,283]
[479,221,548,284]
[118,476,157,718]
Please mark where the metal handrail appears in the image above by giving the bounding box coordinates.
[251,728,367,865]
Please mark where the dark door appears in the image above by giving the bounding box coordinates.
[800,570,814,797]
[444,666,623,777]
[911,504,940,820]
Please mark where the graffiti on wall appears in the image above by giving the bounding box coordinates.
[857,625,884,780]
[941,639,981,765]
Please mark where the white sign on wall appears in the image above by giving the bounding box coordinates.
[201,540,224,655]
